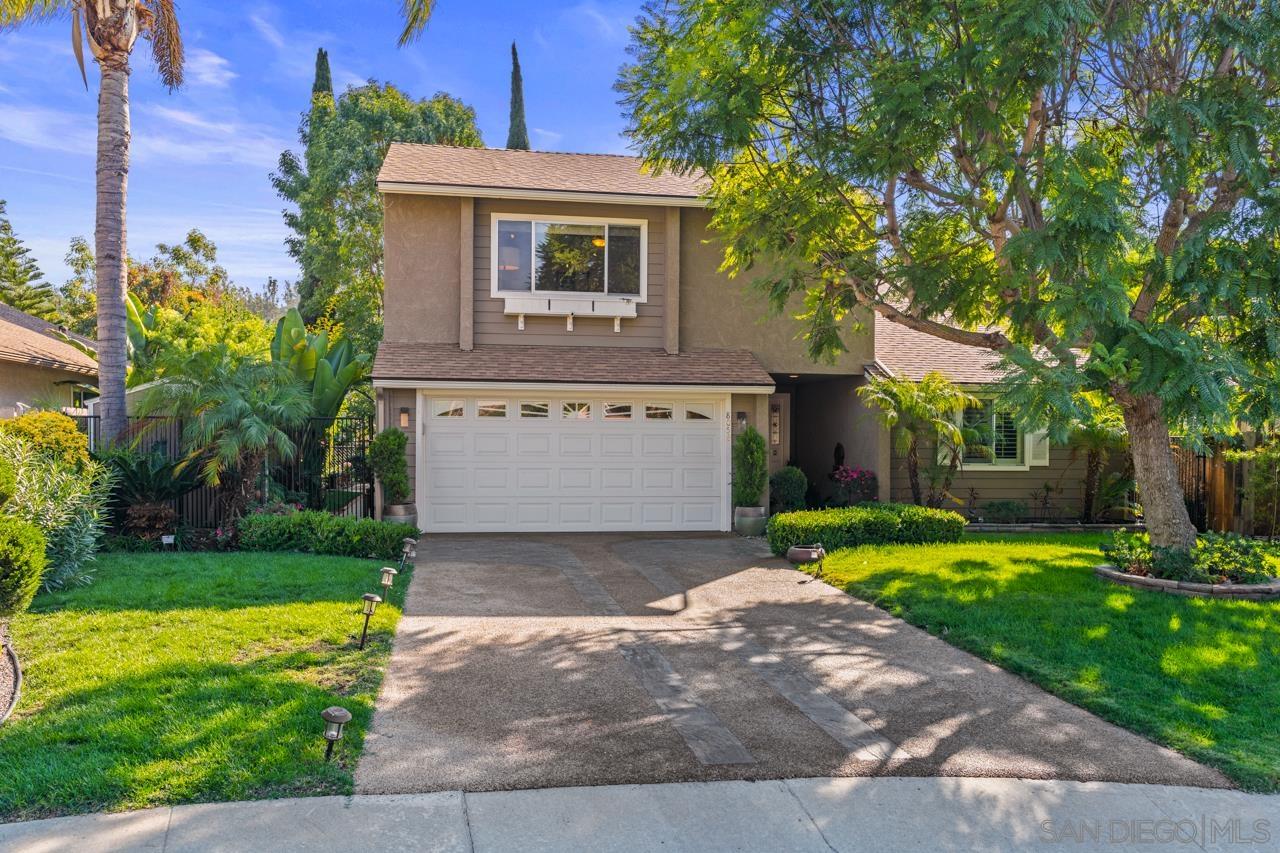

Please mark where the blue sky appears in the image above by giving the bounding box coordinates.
[0,0,643,290]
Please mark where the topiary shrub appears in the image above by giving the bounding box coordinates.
[0,411,90,469]
[769,466,808,513]
[766,503,965,555]
[369,428,410,506]
[732,426,767,508]
[0,517,47,618]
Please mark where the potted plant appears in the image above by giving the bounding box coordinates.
[732,426,768,535]
[369,427,415,528]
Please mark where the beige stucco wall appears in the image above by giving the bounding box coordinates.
[679,208,873,375]
[0,363,81,419]
[382,194,462,345]
[473,198,668,348]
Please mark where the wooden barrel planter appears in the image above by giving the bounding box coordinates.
[1094,565,1280,600]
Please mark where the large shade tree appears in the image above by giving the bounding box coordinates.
[620,0,1280,553]
[1,0,183,444]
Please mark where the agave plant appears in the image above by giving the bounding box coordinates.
[271,308,371,419]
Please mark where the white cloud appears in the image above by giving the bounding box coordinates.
[134,105,291,169]
[532,128,564,148]
[567,2,628,44]
[186,48,237,89]
[0,103,96,157]
[249,13,286,50]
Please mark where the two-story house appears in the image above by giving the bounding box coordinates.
[373,144,1096,533]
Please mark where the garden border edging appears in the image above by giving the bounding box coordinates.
[1094,564,1280,600]
[1,640,21,726]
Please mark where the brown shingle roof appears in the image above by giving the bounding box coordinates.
[373,343,773,388]
[378,144,709,200]
[873,314,1004,384]
[0,303,97,377]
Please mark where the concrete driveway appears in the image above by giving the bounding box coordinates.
[357,534,1227,794]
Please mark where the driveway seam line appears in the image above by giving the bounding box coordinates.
[782,780,840,853]
[160,806,174,853]
[460,790,476,853]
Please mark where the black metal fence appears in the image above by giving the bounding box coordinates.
[73,414,373,528]
[1173,443,1209,531]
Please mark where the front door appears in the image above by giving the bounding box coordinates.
[767,393,791,474]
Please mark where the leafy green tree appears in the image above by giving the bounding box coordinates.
[273,80,482,325]
[0,200,58,320]
[312,47,332,97]
[506,41,530,150]
[56,238,98,336]
[620,0,1280,553]
[857,373,981,508]
[2,0,186,446]
[140,348,311,522]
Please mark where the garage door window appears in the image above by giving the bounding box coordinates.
[604,402,633,421]
[520,401,549,418]
[432,399,465,418]
[684,404,713,421]
[645,403,673,421]
[477,401,508,418]
[563,401,592,420]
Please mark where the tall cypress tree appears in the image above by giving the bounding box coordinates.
[313,48,332,98]
[0,200,58,320]
[506,42,530,150]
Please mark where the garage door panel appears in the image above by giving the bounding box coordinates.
[422,394,726,532]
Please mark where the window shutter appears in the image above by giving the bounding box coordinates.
[1027,430,1051,467]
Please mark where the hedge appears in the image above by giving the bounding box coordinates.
[766,503,966,555]
[237,511,419,560]
[0,517,47,618]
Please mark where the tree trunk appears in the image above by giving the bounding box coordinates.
[1082,449,1102,522]
[906,439,922,505]
[1117,391,1198,551]
[95,60,132,444]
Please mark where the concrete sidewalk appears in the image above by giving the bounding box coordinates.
[1,777,1274,853]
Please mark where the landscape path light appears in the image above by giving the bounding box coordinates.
[380,566,399,597]
[398,537,418,571]
[359,593,382,650]
[320,706,351,762]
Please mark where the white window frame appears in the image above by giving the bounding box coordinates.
[490,212,648,303]
[942,396,1050,471]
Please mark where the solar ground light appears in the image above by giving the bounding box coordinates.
[398,537,417,571]
[359,593,381,650]
[380,566,399,597]
[320,706,351,761]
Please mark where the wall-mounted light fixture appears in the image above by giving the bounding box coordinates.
[399,407,410,429]
[735,411,749,433]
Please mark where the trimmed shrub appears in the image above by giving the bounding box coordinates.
[770,466,808,513]
[0,517,47,618]
[237,510,418,560]
[766,503,966,556]
[983,499,1027,523]
[369,427,410,505]
[1101,530,1274,585]
[732,426,767,507]
[0,459,15,507]
[0,411,90,469]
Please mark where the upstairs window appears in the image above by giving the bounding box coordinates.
[494,216,644,298]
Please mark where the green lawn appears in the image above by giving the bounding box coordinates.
[812,534,1280,792]
[0,551,408,820]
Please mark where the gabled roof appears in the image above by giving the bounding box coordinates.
[872,314,1004,385]
[373,343,773,389]
[377,144,709,206]
[0,302,98,377]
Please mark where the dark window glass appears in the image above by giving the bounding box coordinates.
[535,222,605,293]
[496,220,532,292]
[607,225,641,295]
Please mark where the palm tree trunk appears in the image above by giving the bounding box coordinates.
[1082,449,1102,522]
[95,60,132,444]
[1117,390,1198,551]
[907,439,922,506]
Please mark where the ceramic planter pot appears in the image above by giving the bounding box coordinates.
[384,503,417,530]
[734,506,767,536]
[786,544,827,565]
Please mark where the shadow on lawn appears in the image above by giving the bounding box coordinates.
[0,643,382,821]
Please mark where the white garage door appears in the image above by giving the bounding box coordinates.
[420,393,727,532]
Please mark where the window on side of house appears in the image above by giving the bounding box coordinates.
[961,399,1023,466]
[494,217,644,297]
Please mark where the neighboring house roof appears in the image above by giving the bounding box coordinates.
[377,144,710,206]
[373,343,774,389]
[0,302,98,377]
[872,314,1004,385]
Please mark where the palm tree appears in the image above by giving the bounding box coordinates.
[397,0,436,45]
[1070,401,1129,522]
[139,348,311,522]
[1,1,184,444]
[857,372,981,507]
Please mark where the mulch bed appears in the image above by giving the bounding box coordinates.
[0,627,19,725]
